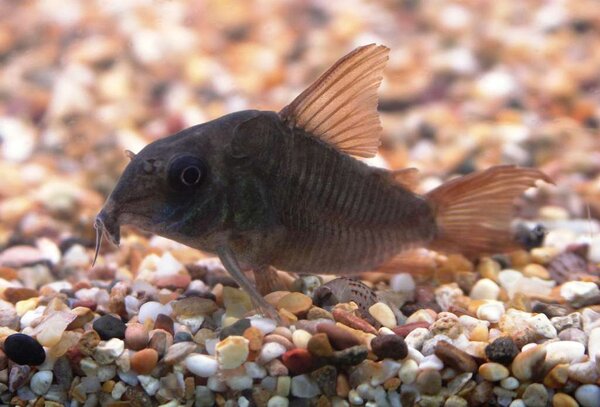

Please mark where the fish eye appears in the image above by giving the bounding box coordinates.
[168,156,206,190]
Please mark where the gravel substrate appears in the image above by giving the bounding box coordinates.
[1,1,600,406]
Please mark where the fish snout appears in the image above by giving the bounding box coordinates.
[95,206,121,246]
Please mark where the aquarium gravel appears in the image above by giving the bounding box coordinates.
[1,1,600,406]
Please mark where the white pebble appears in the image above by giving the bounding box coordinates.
[369,303,397,329]
[508,400,526,407]
[138,375,159,396]
[258,342,286,364]
[267,395,290,407]
[207,376,227,392]
[244,362,267,379]
[588,328,600,361]
[138,301,172,323]
[500,377,519,390]
[390,273,415,293]
[469,278,500,300]
[185,354,218,377]
[561,281,600,303]
[291,374,320,398]
[545,341,585,365]
[528,314,557,339]
[291,329,311,349]
[575,384,600,407]
[476,301,505,323]
[404,327,432,350]
[30,371,52,395]
[250,317,277,334]
[216,336,249,369]
[398,359,418,384]
[226,374,253,390]
[419,354,444,370]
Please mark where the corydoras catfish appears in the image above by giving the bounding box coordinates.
[95,44,550,316]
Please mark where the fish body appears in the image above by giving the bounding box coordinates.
[95,44,550,314]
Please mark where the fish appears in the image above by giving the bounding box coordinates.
[94,44,551,317]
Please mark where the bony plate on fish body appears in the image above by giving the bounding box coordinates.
[94,44,551,319]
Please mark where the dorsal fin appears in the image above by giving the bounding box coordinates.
[279,44,389,158]
[391,168,420,190]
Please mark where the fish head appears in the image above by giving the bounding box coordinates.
[94,110,273,262]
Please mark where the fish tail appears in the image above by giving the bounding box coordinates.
[425,165,552,258]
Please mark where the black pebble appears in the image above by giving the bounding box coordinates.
[4,333,46,365]
[93,314,126,340]
[371,334,408,360]
[219,318,251,340]
[485,337,519,365]
[173,332,193,343]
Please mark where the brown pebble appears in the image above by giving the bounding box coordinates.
[154,314,174,336]
[78,330,101,356]
[316,323,361,350]
[66,307,94,330]
[416,370,442,395]
[243,327,264,352]
[468,381,494,406]
[130,348,158,375]
[552,393,578,407]
[277,292,312,316]
[307,333,334,357]
[307,306,334,320]
[148,330,172,357]
[336,373,350,398]
[3,287,38,303]
[392,321,430,337]
[125,323,149,351]
[332,309,377,334]
[544,363,569,389]
[163,341,197,365]
[434,341,477,373]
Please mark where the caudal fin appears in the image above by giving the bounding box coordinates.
[426,165,552,258]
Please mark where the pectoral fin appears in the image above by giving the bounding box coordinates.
[217,245,280,321]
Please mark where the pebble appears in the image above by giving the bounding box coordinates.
[220,318,251,339]
[258,342,287,364]
[470,279,500,300]
[416,370,442,395]
[404,327,432,350]
[30,370,52,395]
[291,374,321,398]
[560,281,600,307]
[164,341,197,364]
[551,313,582,332]
[138,301,172,323]
[185,354,218,377]
[124,323,149,350]
[390,273,415,293]
[511,345,546,381]
[485,337,519,365]
[476,301,505,323]
[291,329,311,349]
[368,303,397,328]
[434,341,477,373]
[569,360,599,384]
[216,335,249,369]
[3,333,46,365]
[277,292,312,316]
[130,348,158,374]
[93,314,126,340]
[268,396,290,407]
[419,354,444,370]
[478,362,509,381]
[250,317,277,335]
[398,359,418,384]
[545,341,585,365]
[552,393,579,407]
[574,384,600,407]
[528,313,557,338]
[94,338,125,364]
[522,383,548,407]
[370,334,408,360]
[588,327,600,361]
[316,322,361,350]
[310,364,337,396]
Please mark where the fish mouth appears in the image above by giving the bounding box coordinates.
[92,208,121,266]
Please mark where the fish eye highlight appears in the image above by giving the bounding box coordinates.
[168,155,206,190]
